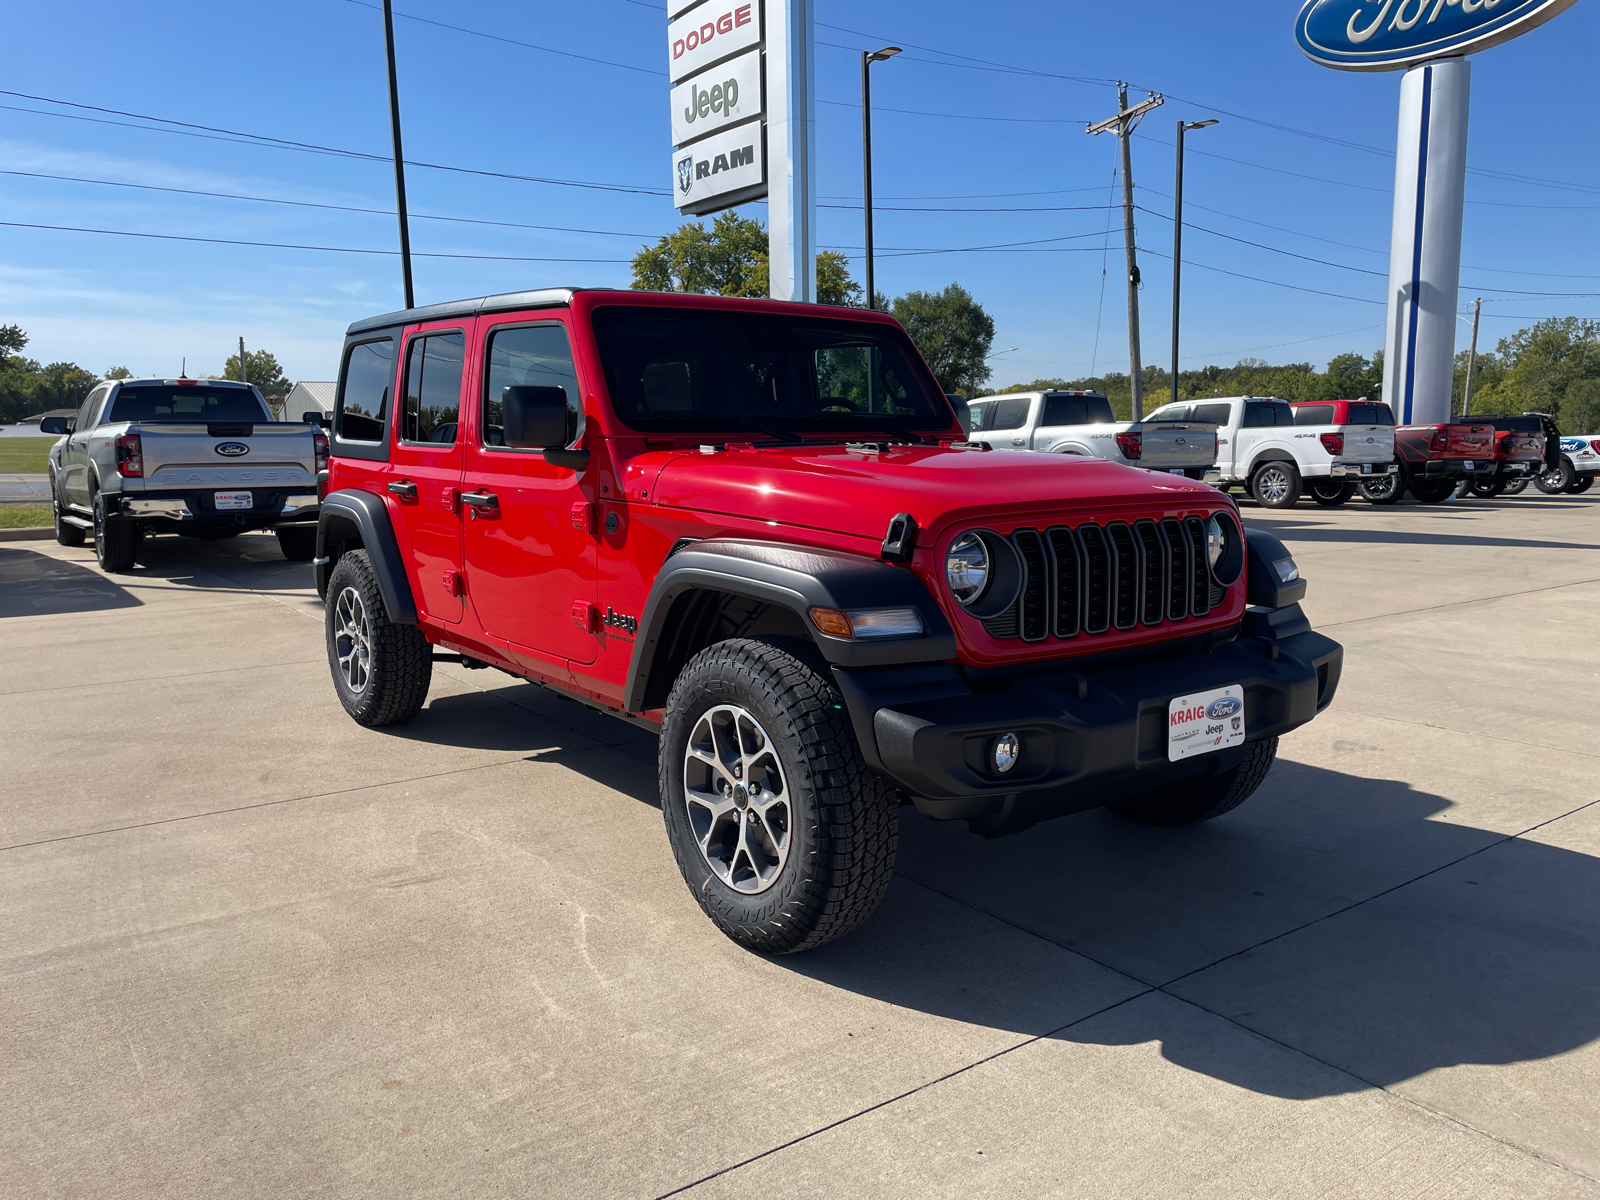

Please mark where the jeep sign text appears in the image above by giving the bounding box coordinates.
[670,46,762,148]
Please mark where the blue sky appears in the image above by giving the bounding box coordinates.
[1,0,1596,387]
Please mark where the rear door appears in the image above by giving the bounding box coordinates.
[460,314,598,666]
[389,324,468,625]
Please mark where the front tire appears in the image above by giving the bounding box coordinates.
[1250,461,1301,509]
[1503,477,1530,496]
[276,525,318,562]
[1567,475,1594,494]
[1308,479,1353,507]
[1110,738,1278,826]
[1408,479,1456,504]
[659,636,897,955]
[1535,459,1575,494]
[92,491,139,572]
[1359,470,1404,505]
[52,474,85,547]
[324,551,432,726]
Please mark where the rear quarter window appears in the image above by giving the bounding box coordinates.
[1348,403,1393,426]
[969,396,1032,432]
[1189,402,1232,425]
[335,336,396,455]
[1042,394,1114,425]
[1293,404,1335,426]
[1243,402,1292,428]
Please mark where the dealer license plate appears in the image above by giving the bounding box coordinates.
[1168,685,1246,762]
[214,491,253,511]
[1461,461,1475,470]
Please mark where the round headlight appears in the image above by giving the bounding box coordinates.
[1204,516,1226,570]
[946,531,990,607]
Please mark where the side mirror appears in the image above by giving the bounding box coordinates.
[301,411,329,428]
[503,385,588,468]
[39,416,71,435]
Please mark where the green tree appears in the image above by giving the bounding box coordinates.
[34,362,99,412]
[631,213,862,306]
[104,366,132,380]
[223,348,291,399]
[0,325,36,423]
[889,283,995,397]
[1466,317,1600,431]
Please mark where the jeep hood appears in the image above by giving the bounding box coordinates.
[645,444,1220,542]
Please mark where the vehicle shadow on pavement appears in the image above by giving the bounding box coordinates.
[0,546,142,617]
[129,532,315,592]
[782,760,1600,1101]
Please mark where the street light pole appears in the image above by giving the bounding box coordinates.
[381,0,415,311]
[861,46,900,311]
[1170,119,1217,407]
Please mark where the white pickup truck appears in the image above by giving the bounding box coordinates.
[966,389,1218,478]
[41,377,327,572]
[1142,395,1396,508]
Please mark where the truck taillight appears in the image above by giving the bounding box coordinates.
[1320,432,1343,455]
[114,433,143,477]
[1429,429,1447,452]
[313,430,329,473]
[1115,431,1142,460]
[1590,440,1600,454]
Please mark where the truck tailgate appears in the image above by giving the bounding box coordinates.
[1136,422,1217,468]
[1446,424,1496,460]
[127,423,317,492]
[1338,424,1394,463]
[1496,431,1544,462]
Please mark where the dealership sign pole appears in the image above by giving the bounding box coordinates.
[1294,0,1581,426]
[668,0,815,302]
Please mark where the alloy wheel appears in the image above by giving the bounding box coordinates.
[682,703,792,895]
[333,586,372,693]
[1256,465,1291,505]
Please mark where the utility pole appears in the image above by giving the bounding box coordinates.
[1462,296,1482,415]
[1088,84,1163,419]
[238,336,248,385]
[861,46,901,311]
[1169,119,1217,407]
[381,0,415,310]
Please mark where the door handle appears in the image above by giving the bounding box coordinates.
[460,490,498,510]
[387,480,418,502]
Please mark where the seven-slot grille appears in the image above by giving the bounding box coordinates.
[983,517,1228,642]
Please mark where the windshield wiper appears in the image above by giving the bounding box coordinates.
[782,413,932,444]
[644,412,804,444]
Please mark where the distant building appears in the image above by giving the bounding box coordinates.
[285,381,335,422]
[19,407,77,427]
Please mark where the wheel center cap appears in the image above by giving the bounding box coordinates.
[734,785,749,808]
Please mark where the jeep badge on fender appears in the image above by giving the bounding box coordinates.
[314,288,1342,955]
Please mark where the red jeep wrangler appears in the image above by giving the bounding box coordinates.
[315,289,1343,953]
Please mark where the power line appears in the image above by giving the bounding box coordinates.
[816,98,1090,125]
[0,169,659,238]
[1137,244,1384,306]
[0,220,632,262]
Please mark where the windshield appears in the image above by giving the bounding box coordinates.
[108,385,268,424]
[591,307,951,436]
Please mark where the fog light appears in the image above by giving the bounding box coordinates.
[992,733,1020,774]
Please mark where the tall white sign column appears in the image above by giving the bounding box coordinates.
[1380,57,1470,426]
[764,0,816,302]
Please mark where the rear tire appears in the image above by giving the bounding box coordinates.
[52,474,85,547]
[1470,476,1506,498]
[1408,479,1456,504]
[1359,470,1404,505]
[324,550,432,727]
[1109,738,1278,826]
[1535,459,1575,494]
[1250,461,1301,509]
[659,636,897,955]
[276,525,318,562]
[1503,477,1530,496]
[92,491,139,573]
[1308,479,1353,507]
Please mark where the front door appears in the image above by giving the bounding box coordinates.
[461,316,598,665]
[388,324,467,624]
[63,387,106,507]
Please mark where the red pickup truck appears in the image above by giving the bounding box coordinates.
[315,289,1342,953]
[1361,419,1497,504]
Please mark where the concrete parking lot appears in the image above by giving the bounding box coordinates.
[3,494,1598,1199]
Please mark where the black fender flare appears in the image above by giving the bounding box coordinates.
[1244,527,1308,609]
[623,538,956,713]
[315,489,417,624]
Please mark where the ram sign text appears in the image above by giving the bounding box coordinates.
[673,120,764,214]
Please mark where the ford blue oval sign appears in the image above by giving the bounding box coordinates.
[1295,0,1581,71]
[214,441,250,457]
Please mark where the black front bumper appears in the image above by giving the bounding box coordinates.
[833,605,1341,835]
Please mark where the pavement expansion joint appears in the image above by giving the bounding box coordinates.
[1363,709,1600,761]
[1318,575,1600,631]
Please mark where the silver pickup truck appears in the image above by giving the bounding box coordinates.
[41,377,326,572]
[966,389,1219,478]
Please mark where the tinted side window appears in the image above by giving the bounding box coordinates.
[1294,404,1336,426]
[971,396,1031,431]
[1042,395,1088,426]
[400,332,465,444]
[1350,403,1393,426]
[1145,404,1189,422]
[76,387,105,431]
[483,323,583,450]
[1243,402,1291,428]
[337,338,395,443]
[1189,402,1232,425]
